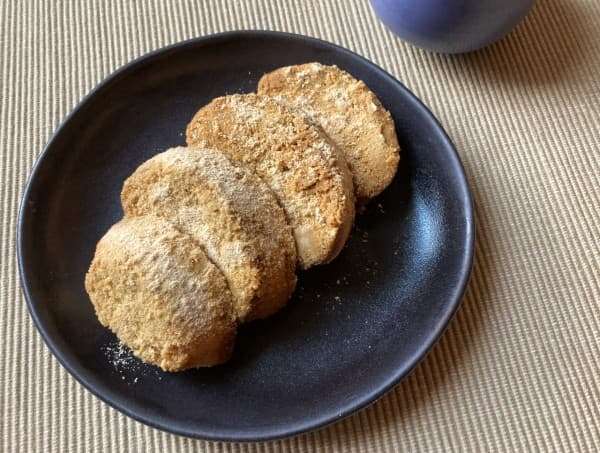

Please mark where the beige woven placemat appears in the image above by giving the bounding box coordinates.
[1,0,599,451]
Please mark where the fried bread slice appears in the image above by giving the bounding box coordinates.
[258,62,400,201]
[186,94,355,268]
[85,217,237,371]
[121,147,297,321]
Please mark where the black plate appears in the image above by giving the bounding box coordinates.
[18,31,474,441]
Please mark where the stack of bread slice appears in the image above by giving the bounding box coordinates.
[85,63,400,371]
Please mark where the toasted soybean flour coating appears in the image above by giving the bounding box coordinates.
[186,93,355,269]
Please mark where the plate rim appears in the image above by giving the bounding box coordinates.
[17,29,475,442]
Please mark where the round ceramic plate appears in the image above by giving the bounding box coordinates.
[18,31,474,441]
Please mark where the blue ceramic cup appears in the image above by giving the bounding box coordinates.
[370,0,534,53]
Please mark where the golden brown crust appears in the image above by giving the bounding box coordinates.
[121,147,297,321]
[185,94,355,269]
[84,217,237,371]
[258,62,400,201]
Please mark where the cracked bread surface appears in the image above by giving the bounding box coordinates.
[186,93,355,269]
[121,147,297,321]
[258,62,400,201]
[84,217,236,371]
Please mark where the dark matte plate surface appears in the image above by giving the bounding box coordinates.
[18,31,474,441]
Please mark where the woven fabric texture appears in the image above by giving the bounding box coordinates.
[1,0,599,451]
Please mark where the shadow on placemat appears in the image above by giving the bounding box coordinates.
[455,0,592,88]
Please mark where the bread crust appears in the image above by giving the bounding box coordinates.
[121,147,297,321]
[84,217,237,371]
[258,62,400,201]
[186,94,355,268]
